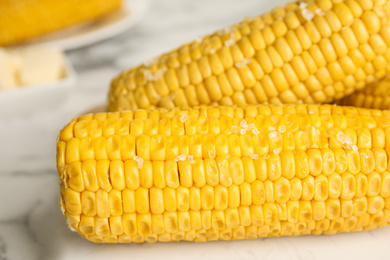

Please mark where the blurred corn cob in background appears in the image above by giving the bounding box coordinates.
[0,0,122,46]
[339,75,390,109]
[108,0,390,112]
[57,104,390,243]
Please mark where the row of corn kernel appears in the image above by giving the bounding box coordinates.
[60,131,390,167]
[81,210,390,243]
[62,105,390,139]
[99,102,390,123]
[73,185,389,217]
[62,126,389,161]
[64,111,390,139]
[338,75,390,110]
[62,152,390,192]
[62,130,390,165]
[70,206,390,239]
[85,103,388,121]
[62,154,390,195]
[72,177,390,216]
[65,180,389,218]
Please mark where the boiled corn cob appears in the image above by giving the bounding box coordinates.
[338,75,390,109]
[108,0,390,112]
[57,104,390,243]
[0,0,122,46]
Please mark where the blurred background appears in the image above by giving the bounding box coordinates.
[1,0,390,259]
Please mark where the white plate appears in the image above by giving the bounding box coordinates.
[13,0,150,51]
[0,56,76,118]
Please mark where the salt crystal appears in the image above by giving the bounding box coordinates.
[143,57,158,67]
[133,156,144,169]
[180,114,188,123]
[137,160,144,169]
[315,8,325,16]
[144,70,153,81]
[299,2,308,9]
[302,9,314,21]
[269,126,275,131]
[235,58,252,68]
[269,131,280,142]
[225,38,235,47]
[224,33,236,47]
[240,120,247,128]
[279,125,286,133]
[309,109,316,114]
[263,155,271,159]
[144,68,166,81]
[252,128,260,136]
[226,154,232,159]
[274,149,280,155]
[352,145,358,151]
[250,154,259,160]
[240,129,247,135]
[247,123,255,130]
[178,154,187,161]
[188,155,196,164]
[219,26,232,35]
[337,132,347,143]
[195,35,204,43]
[154,68,167,79]
[232,126,240,133]
[325,129,334,137]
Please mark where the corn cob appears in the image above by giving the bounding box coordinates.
[57,104,390,243]
[108,0,390,112]
[0,0,122,46]
[338,75,390,109]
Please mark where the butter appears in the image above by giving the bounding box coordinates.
[0,47,66,90]
[19,48,65,86]
[0,48,17,90]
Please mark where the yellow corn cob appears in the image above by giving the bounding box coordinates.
[108,0,390,112]
[338,75,390,109]
[57,104,390,243]
[0,0,122,46]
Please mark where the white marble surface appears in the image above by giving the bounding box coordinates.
[1,0,390,259]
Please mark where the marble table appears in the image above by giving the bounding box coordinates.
[1,0,390,259]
